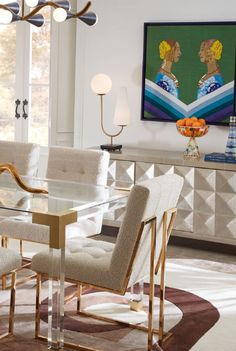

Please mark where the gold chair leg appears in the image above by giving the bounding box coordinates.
[9,271,16,334]
[158,212,168,347]
[35,274,42,338]
[77,284,82,313]
[147,218,156,351]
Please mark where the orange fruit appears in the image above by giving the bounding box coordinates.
[198,118,206,126]
[176,119,185,127]
[191,116,198,122]
[192,121,202,128]
[185,118,193,126]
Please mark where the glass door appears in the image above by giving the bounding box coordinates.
[0,19,17,141]
[0,4,51,146]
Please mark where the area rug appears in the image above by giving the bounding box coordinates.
[0,259,236,351]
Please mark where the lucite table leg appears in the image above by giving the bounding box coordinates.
[32,211,77,351]
[48,248,65,350]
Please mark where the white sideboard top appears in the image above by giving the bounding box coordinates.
[105,147,236,171]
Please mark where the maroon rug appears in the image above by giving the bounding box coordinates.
[39,283,219,351]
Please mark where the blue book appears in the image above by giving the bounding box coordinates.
[204,152,236,164]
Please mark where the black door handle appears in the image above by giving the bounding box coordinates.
[22,99,28,119]
[15,99,21,119]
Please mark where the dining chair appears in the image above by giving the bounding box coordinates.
[0,140,40,223]
[31,174,184,350]
[0,140,40,177]
[0,247,21,339]
[0,147,110,251]
[0,141,40,288]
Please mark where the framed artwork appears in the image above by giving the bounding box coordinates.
[141,22,236,125]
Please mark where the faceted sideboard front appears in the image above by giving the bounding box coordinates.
[106,148,236,246]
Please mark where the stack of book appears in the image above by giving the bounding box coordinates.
[204,153,236,164]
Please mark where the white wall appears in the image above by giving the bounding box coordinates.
[74,0,235,153]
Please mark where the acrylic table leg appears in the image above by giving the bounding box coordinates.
[32,211,77,351]
[48,247,65,350]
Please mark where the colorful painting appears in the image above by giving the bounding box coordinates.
[141,22,236,125]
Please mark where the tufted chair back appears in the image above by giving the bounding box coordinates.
[0,140,40,176]
[46,146,110,238]
[46,147,109,186]
[109,174,184,290]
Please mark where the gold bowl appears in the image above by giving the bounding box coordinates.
[177,125,209,138]
[177,125,209,160]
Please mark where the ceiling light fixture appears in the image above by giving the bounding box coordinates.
[0,0,97,27]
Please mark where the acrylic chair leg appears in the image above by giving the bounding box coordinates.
[130,281,144,312]
[77,284,82,313]
[20,240,23,257]
[1,236,8,290]
[35,274,42,338]
[9,271,16,334]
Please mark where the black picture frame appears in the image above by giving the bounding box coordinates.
[141,21,236,126]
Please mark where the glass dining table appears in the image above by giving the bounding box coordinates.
[0,171,128,350]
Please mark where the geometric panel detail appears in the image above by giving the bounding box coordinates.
[108,160,134,185]
[154,164,174,176]
[108,160,116,181]
[135,162,154,182]
[174,210,193,232]
[215,215,236,239]
[194,190,215,214]
[215,193,236,216]
[194,168,216,191]
[174,166,194,188]
[178,188,194,211]
[216,170,236,193]
[194,212,215,236]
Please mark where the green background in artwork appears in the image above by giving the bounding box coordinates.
[145,24,236,104]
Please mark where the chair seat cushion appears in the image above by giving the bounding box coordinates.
[0,247,22,276]
[31,237,120,290]
[0,217,102,245]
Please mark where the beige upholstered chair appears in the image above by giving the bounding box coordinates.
[0,247,21,339]
[0,147,110,248]
[0,140,40,177]
[0,140,40,286]
[31,174,184,350]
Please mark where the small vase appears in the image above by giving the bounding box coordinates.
[225,116,236,158]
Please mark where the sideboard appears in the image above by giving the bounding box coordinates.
[105,148,236,246]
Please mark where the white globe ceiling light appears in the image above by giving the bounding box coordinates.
[0,9,13,24]
[53,7,67,22]
[0,1,98,27]
[25,0,39,7]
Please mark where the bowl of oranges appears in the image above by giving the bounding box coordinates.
[176,117,209,160]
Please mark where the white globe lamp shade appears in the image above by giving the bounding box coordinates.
[114,87,130,126]
[53,8,67,22]
[25,0,39,7]
[91,74,112,95]
[0,9,13,24]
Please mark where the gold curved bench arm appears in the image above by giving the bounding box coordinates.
[0,163,48,195]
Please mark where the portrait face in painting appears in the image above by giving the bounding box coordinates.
[160,40,182,63]
[173,42,181,62]
[198,42,214,63]
[198,39,223,64]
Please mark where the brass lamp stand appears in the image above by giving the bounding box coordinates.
[99,94,124,151]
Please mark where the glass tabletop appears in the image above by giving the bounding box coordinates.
[0,173,128,215]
